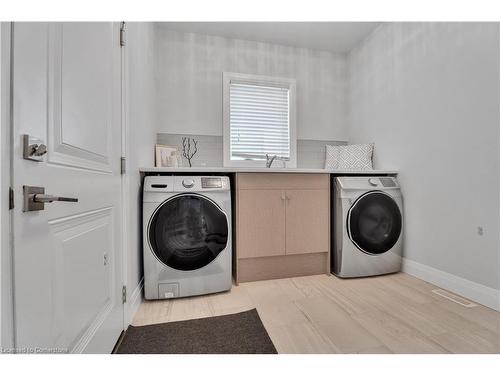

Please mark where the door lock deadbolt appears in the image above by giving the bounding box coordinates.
[22,134,47,162]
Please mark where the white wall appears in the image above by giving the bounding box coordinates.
[0,22,3,347]
[349,23,500,294]
[155,27,348,141]
[124,22,157,323]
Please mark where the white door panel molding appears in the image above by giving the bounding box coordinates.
[49,207,114,352]
[47,23,114,173]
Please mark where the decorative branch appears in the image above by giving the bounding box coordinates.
[182,137,198,167]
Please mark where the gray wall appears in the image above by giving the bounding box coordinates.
[349,23,500,289]
[124,22,157,322]
[154,27,349,142]
[0,22,13,349]
[157,133,345,169]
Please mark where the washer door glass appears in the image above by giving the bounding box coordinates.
[348,191,402,255]
[149,194,228,271]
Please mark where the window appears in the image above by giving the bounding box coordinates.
[223,72,296,167]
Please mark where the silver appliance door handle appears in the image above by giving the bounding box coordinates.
[33,194,78,203]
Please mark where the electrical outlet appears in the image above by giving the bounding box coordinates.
[477,226,484,236]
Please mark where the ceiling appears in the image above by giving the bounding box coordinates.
[156,22,381,53]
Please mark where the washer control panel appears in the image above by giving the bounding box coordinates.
[182,179,195,188]
[172,176,230,192]
[201,177,223,189]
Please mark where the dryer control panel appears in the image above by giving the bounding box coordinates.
[336,176,400,191]
[379,177,397,187]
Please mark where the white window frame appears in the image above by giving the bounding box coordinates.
[223,72,297,168]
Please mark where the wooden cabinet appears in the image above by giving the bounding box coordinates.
[238,189,286,258]
[235,173,330,283]
[285,189,330,255]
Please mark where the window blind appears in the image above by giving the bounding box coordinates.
[229,82,290,160]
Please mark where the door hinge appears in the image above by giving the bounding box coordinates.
[120,157,126,175]
[120,22,126,47]
[122,285,127,304]
[9,187,14,210]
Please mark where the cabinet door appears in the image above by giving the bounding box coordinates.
[237,190,286,258]
[285,189,329,255]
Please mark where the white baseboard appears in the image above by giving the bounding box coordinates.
[126,277,144,326]
[402,258,500,312]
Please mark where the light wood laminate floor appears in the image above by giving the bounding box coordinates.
[132,273,500,353]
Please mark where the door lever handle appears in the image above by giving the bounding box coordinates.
[33,194,78,203]
[23,185,78,212]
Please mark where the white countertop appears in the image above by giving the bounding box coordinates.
[139,166,398,174]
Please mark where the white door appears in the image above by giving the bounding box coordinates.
[11,22,124,353]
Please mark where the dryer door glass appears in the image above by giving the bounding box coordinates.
[348,192,402,255]
[149,194,228,271]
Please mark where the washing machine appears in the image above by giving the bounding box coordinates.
[332,176,403,278]
[143,175,232,299]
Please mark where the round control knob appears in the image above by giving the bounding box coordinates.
[368,178,378,186]
[182,179,195,188]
